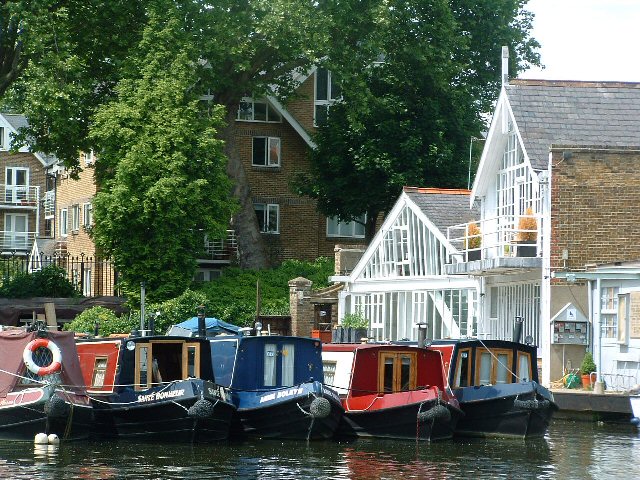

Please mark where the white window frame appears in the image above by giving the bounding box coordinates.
[254,203,279,234]
[0,127,4,150]
[601,286,619,339]
[60,208,68,237]
[4,213,29,250]
[71,204,80,232]
[5,167,29,203]
[326,215,366,238]
[83,203,93,228]
[252,137,281,167]
[237,97,282,123]
[83,150,94,166]
[314,68,340,127]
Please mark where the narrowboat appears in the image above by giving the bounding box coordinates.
[76,334,235,442]
[209,334,344,440]
[322,343,463,441]
[429,339,558,438]
[0,328,93,441]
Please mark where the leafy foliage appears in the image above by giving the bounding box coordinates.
[64,306,135,337]
[580,352,596,375]
[0,266,79,298]
[89,3,236,301]
[196,258,335,327]
[296,0,541,240]
[340,312,369,330]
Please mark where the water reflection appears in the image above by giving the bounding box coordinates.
[0,421,637,479]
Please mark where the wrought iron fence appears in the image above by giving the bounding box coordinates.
[0,252,120,297]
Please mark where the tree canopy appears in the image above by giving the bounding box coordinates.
[89,3,235,301]
[295,0,540,240]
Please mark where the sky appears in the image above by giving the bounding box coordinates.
[521,0,640,82]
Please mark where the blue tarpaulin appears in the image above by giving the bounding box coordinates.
[167,317,240,337]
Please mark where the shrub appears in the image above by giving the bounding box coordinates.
[0,265,79,298]
[516,207,537,242]
[341,311,369,329]
[580,351,596,375]
[65,306,136,336]
[464,222,481,249]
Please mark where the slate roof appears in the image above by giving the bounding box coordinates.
[403,187,480,236]
[506,79,640,170]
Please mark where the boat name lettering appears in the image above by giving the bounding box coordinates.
[322,386,340,402]
[259,387,303,403]
[137,389,185,403]
[208,386,227,401]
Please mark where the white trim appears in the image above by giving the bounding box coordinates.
[267,95,317,149]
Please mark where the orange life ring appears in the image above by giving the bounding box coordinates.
[23,338,62,376]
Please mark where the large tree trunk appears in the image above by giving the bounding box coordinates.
[221,108,270,269]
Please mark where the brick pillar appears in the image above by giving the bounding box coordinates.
[289,277,314,337]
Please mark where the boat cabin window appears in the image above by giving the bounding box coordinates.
[134,341,202,391]
[323,361,337,386]
[454,348,472,387]
[517,351,532,382]
[263,342,296,387]
[91,357,108,388]
[378,352,416,393]
[475,348,514,385]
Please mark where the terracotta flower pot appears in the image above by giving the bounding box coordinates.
[581,374,593,389]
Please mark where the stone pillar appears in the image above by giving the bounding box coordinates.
[289,277,314,337]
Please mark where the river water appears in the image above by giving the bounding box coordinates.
[0,420,638,480]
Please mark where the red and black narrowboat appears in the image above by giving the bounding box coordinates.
[0,328,93,441]
[76,334,235,442]
[322,343,463,441]
[429,339,558,438]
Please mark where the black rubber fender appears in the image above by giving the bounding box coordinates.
[418,404,451,423]
[44,395,70,418]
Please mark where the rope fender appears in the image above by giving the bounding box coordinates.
[513,397,550,410]
[417,403,451,424]
[44,395,70,418]
[309,397,331,418]
[188,399,217,419]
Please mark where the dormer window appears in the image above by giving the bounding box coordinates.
[237,98,282,123]
[0,127,5,150]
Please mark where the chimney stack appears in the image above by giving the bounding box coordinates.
[501,46,509,86]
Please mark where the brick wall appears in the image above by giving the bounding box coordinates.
[55,161,97,257]
[551,147,640,272]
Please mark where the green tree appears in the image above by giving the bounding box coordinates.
[89,3,235,301]
[295,0,540,240]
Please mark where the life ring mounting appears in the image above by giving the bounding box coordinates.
[23,338,62,376]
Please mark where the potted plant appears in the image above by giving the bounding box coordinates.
[515,207,537,257]
[465,222,482,261]
[580,351,597,389]
[334,312,369,343]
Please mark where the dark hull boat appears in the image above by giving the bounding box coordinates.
[430,339,558,438]
[76,335,235,442]
[0,329,93,442]
[208,334,343,441]
[322,343,463,441]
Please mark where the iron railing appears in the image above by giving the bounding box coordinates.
[0,252,120,297]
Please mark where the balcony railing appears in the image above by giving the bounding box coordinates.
[0,185,40,208]
[43,190,55,218]
[0,231,37,252]
[203,230,238,261]
[447,213,541,264]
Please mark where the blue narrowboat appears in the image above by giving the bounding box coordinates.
[76,335,236,442]
[209,333,344,440]
[429,338,558,438]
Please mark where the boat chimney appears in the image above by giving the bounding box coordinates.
[196,305,206,338]
[416,322,429,348]
[513,316,524,343]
